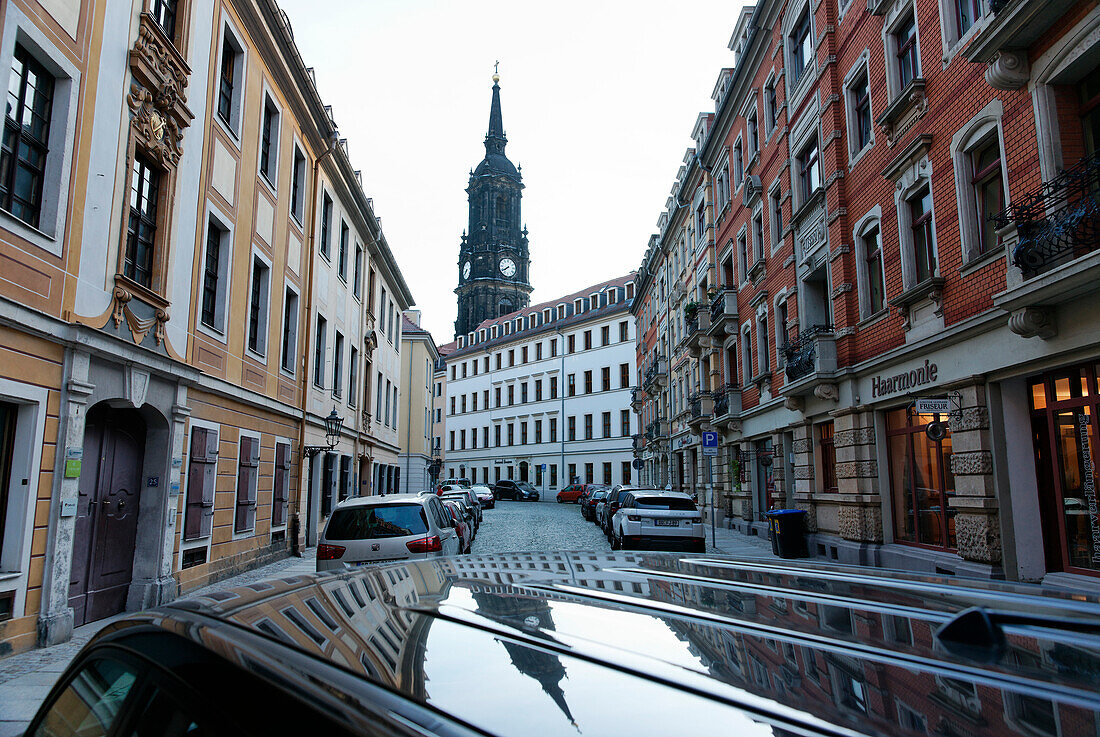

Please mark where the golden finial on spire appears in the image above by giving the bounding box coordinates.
[493,60,500,83]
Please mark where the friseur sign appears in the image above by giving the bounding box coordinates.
[871,359,939,399]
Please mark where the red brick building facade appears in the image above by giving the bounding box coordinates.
[632,0,1100,587]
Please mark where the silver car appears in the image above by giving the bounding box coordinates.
[441,485,482,527]
[317,494,461,571]
[441,492,479,535]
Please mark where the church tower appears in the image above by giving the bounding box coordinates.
[454,69,532,338]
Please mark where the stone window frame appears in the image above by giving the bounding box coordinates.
[769,181,785,255]
[751,204,766,265]
[788,102,823,216]
[737,223,750,287]
[763,71,779,141]
[852,206,888,321]
[233,429,262,538]
[887,145,940,292]
[881,0,923,103]
[0,7,81,257]
[214,11,248,145]
[783,0,818,112]
[740,321,754,388]
[279,282,299,378]
[755,303,772,376]
[772,289,792,368]
[714,152,731,220]
[245,246,273,360]
[257,82,282,196]
[936,0,990,66]
[951,98,1009,270]
[843,51,875,168]
[741,92,761,163]
[732,133,745,192]
[196,200,235,342]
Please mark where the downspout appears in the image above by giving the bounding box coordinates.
[556,328,566,486]
[295,137,339,549]
[405,336,413,493]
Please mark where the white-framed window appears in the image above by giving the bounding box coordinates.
[353,242,363,299]
[746,102,759,159]
[786,2,816,97]
[769,183,784,252]
[280,284,299,375]
[0,7,80,256]
[795,134,822,210]
[844,53,874,164]
[543,307,551,322]
[337,218,349,282]
[258,91,280,189]
[756,307,771,374]
[332,330,344,398]
[737,226,749,284]
[198,205,233,338]
[290,142,306,224]
[764,74,778,136]
[752,207,765,264]
[853,208,887,319]
[741,323,754,385]
[215,17,246,139]
[574,298,583,313]
[951,100,1008,266]
[938,0,987,60]
[246,250,271,358]
[884,4,921,100]
[313,314,327,388]
[733,135,745,190]
[715,156,731,214]
[319,189,333,260]
[348,346,359,407]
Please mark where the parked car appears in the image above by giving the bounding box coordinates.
[441,499,472,554]
[597,486,640,534]
[557,483,606,504]
[316,494,460,571]
[471,484,495,509]
[493,479,540,501]
[441,485,483,528]
[609,490,705,552]
[29,555,1100,737]
[582,488,609,521]
[441,493,478,537]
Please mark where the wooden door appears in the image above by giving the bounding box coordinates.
[70,407,145,627]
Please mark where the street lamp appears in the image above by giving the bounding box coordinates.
[304,407,344,458]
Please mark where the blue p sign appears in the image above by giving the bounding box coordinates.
[702,431,718,448]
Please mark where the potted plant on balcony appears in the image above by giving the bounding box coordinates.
[684,301,702,320]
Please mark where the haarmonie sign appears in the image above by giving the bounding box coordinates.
[871,359,939,399]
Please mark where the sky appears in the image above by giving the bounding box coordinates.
[276,0,746,342]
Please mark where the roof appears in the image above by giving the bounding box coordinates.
[105,553,1100,737]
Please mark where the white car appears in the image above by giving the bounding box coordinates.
[317,494,461,571]
[610,490,706,552]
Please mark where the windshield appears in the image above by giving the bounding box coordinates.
[634,497,697,511]
[325,505,428,539]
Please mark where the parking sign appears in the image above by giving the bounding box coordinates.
[702,431,718,456]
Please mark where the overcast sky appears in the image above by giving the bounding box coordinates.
[276,0,746,342]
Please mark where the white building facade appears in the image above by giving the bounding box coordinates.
[443,275,638,493]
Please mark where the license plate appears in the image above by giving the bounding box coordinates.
[655,519,679,527]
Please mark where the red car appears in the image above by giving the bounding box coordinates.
[557,483,607,504]
[442,500,471,554]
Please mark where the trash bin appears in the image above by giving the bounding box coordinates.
[765,509,808,559]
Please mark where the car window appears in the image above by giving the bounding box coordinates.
[635,496,697,511]
[130,687,217,737]
[33,656,139,737]
[326,505,429,539]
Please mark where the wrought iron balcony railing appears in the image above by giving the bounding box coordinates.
[783,324,834,382]
[712,387,729,418]
[993,149,1100,278]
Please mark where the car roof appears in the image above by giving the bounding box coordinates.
[629,490,693,500]
[334,493,426,508]
[127,554,1100,737]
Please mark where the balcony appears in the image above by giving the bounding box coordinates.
[643,357,669,391]
[708,289,738,336]
[965,0,1078,89]
[632,433,646,453]
[687,392,714,432]
[710,384,742,429]
[685,310,712,357]
[645,418,669,440]
[781,325,838,398]
[630,386,645,412]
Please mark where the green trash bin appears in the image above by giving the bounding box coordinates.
[765,509,808,559]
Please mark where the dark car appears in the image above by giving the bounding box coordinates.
[493,479,540,501]
[581,488,609,520]
[599,486,639,535]
[26,555,1100,737]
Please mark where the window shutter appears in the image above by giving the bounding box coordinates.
[236,435,258,532]
[201,428,218,537]
[246,435,260,530]
[273,442,290,526]
[185,429,207,540]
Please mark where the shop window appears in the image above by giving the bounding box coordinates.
[886,407,956,550]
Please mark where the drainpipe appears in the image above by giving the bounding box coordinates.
[295,135,340,550]
[557,328,566,486]
[405,336,413,493]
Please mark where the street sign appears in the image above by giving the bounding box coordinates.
[915,397,952,414]
[702,430,719,457]
[632,458,644,469]
[539,464,546,470]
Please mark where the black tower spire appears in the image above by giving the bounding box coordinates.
[454,67,532,338]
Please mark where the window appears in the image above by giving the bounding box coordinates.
[622,461,631,485]
[568,374,576,397]
[584,370,593,394]
[259,96,279,186]
[549,418,558,443]
[151,0,178,40]
[746,105,759,157]
[886,407,955,549]
[494,387,501,407]
[603,462,612,485]
[535,342,543,360]
[290,145,306,222]
[797,137,821,203]
[752,210,765,262]
[520,422,528,445]
[550,338,558,357]
[620,363,630,388]
[790,8,814,83]
[550,377,558,399]
[585,463,594,484]
[200,218,229,331]
[494,425,501,447]
[956,0,981,38]
[247,255,270,356]
[584,414,593,440]
[507,424,514,446]
[859,223,887,316]
[338,220,349,281]
[508,385,515,406]
[764,78,777,133]
[521,383,528,403]
[715,160,730,212]
[733,137,744,189]
[314,316,327,387]
[599,366,610,392]
[348,348,358,406]
[602,412,611,438]
[535,380,543,401]
[757,312,771,373]
[818,422,837,492]
[601,325,610,346]
[235,435,260,533]
[620,321,629,341]
[770,186,784,249]
[319,192,332,259]
[895,13,920,89]
[508,349,515,367]
[353,244,363,298]
[742,327,754,383]
[1,47,54,228]
[568,416,576,441]
[584,330,592,350]
[332,331,344,398]
[449,430,455,451]
[847,66,873,155]
[970,137,1003,257]
[909,187,936,282]
[568,334,576,353]
[522,346,529,363]
[281,287,298,373]
[123,155,160,289]
[737,230,749,282]
[621,410,630,436]
[217,30,244,132]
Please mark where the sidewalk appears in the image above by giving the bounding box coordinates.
[707,524,776,557]
[0,551,317,737]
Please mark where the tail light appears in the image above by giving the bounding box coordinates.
[627,515,641,522]
[317,544,346,560]
[406,535,442,553]
[690,515,703,523]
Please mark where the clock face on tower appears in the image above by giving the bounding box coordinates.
[499,258,517,277]
[462,261,471,279]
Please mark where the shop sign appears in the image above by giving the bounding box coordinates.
[1078,415,1100,563]
[871,360,939,399]
[915,397,952,414]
